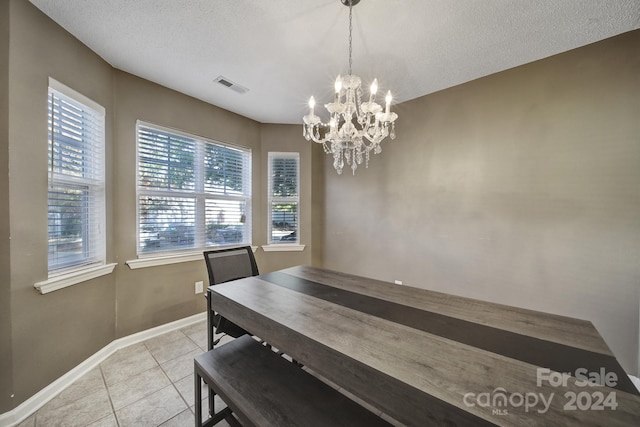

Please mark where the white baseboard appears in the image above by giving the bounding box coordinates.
[0,312,206,427]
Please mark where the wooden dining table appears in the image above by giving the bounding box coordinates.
[208,265,640,426]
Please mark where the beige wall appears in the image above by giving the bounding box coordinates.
[258,124,313,272]
[1,0,313,410]
[310,143,326,267]
[6,0,116,408]
[0,0,13,415]
[2,0,639,414]
[111,71,263,337]
[321,30,640,375]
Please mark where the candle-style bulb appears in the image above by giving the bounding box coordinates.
[370,78,378,95]
[335,75,343,93]
[385,91,392,114]
[309,96,315,116]
[367,78,379,104]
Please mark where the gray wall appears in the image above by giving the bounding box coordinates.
[320,30,640,375]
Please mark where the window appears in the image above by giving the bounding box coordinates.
[137,122,252,255]
[268,152,299,244]
[47,79,106,273]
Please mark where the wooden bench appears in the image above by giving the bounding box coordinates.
[194,335,392,427]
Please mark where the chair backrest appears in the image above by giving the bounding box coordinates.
[203,247,259,346]
[204,246,259,286]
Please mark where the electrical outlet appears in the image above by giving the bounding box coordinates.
[195,281,204,294]
[394,280,403,285]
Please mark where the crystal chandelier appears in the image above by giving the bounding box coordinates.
[302,0,398,175]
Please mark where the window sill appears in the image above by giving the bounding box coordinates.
[262,244,306,252]
[34,263,117,295]
[126,246,258,269]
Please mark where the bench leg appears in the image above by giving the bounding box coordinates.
[208,384,214,417]
[195,372,202,427]
[197,370,236,427]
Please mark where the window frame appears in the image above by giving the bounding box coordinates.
[135,121,252,259]
[35,78,115,294]
[266,152,300,246]
[47,78,107,274]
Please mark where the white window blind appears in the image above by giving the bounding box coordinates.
[48,79,106,273]
[268,152,299,244]
[137,122,252,254]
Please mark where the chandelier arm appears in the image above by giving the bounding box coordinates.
[361,111,374,128]
[358,115,371,132]
[354,85,362,117]
[365,113,381,131]
[361,133,378,146]
[308,130,326,145]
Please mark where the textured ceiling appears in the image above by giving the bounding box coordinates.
[29,0,640,124]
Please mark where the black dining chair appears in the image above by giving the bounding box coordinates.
[203,246,259,350]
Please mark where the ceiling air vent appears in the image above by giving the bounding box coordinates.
[214,76,249,94]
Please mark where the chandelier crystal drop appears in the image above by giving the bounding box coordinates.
[302,0,398,175]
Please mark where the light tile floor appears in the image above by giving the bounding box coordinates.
[16,320,232,427]
[15,319,401,427]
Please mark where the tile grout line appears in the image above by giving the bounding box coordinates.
[98,365,121,427]
[136,341,178,426]
[147,328,198,426]
[27,322,209,427]
[158,330,195,416]
[100,334,186,425]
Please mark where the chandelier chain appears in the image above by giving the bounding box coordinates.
[348,1,353,75]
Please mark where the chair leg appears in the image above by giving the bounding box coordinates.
[206,291,213,351]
